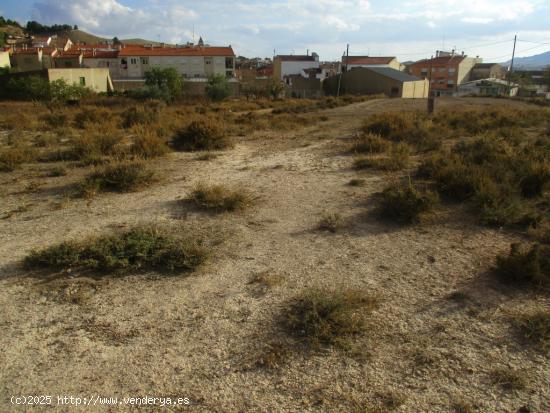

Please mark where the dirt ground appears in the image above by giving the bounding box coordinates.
[0,97,548,412]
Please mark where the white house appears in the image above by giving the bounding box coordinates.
[273,53,320,80]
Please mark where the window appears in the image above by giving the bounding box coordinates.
[448,68,456,74]
[121,58,128,69]
[225,57,234,69]
[130,58,138,65]
[79,77,86,86]
[141,57,148,65]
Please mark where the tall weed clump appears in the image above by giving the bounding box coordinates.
[173,119,232,151]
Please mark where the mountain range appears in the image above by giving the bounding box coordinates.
[502,50,550,70]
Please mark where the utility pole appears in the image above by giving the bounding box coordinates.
[427,55,434,114]
[507,35,517,97]
[337,50,344,97]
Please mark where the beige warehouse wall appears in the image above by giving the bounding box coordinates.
[47,68,112,93]
[401,79,429,98]
[0,52,11,68]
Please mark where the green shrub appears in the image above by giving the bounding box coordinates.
[495,243,549,287]
[377,182,438,224]
[283,288,378,347]
[79,160,155,196]
[24,225,209,273]
[144,67,183,102]
[173,119,231,151]
[190,183,255,212]
[206,74,231,101]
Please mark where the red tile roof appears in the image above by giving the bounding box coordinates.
[55,50,82,58]
[118,46,235,57]
[410,55,465,68]
[343,56,395,65]
[82,50,119,59]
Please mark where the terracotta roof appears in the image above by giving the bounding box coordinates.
[73,44,119,50]
[55,50,82,58]
[275,55,316,62]
[82,50,119,59]
[343,56,395,65]
[118,46,235,57]
[410,55,466,67]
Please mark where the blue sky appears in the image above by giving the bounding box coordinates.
[2,0,550,61]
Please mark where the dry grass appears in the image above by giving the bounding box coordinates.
[189,183,256,212]
[353,143,410,171]
[78,159,156,197]
[24,225,209,274]
[0,145,37,172]
[282,288,379,348]
[512,311,550,355]
[318,212,343,233]
[495,243,549,289]
[173,119,232,151]
[489,368,527,391]
[349,132,390,154]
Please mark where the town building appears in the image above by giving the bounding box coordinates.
[273,53,319,80]
[342,56,402,71]
[117,45,236,79]
[408,51,481,95]
[324,66,428,98]
[457,78,518,97]
[469,63,505,81]
[0,51,10,69]
[9,46,57,71]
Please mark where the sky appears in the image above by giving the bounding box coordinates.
[1,0,550,62]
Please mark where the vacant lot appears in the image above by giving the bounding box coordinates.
[0,96,548,412]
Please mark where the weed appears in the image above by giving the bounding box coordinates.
[74,108,113,129]
[48,166,67,177]
[489,368,527,391]
[24,225,209,274]
[195,152,218,161]
[121,105,160,128]
[190,183,255,212]
[255,341,291,369]
[131,129,169,158]
[318,212,343,233]
[353,143,410,171]
[283,288,378,348]
[348,178,366,187]
[349,133,389,154]
[377,182,438,224]
[0,145,37,172]
[495,243,549,288]
[512,311,550,355]
[173,119,232,151]
[79,160,155,196]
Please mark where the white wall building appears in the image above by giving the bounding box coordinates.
[273,53,320,79]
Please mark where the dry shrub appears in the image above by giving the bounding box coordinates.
[489,368,527,391]
[24,225,209,274]
[513,311,550,355]
[377,182,438,224]
[67,131,124,162]
[79,159,155,197]
[74,108,114,129]
[349,132,389,154]
[190,183,255,212]
[353,143,410,171]
[131,128,169,158]
[173,119,232,151]
[0,145,37,172]
[283,288,379,348]
[318,212,343,233]
[495,243,549,288]
[121,104,162,128]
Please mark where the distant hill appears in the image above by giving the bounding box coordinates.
[503,50,550,70]
[68,30,162,46]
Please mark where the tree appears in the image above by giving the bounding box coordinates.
[112,36,121,45]
[205,74,230,101]
[144,67,183,102]
[73,25,78,30]
[267,79,285,99]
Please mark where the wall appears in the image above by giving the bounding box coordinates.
[324,68,428,98]
[118,55,234,79]
[0,52,11,69]
[10,52,43,72]
[457,57,480,86]
[82,58,121,79]
[47,68,113,93]
[287,76,322,99]
[274,59,320,79]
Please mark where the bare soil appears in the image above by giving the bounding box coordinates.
[0,97,548,412]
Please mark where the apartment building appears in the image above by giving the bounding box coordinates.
[408,51,481,95]
[117,45,236,79]
[9,46,57,71]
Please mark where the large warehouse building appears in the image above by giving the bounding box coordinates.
[324,66,429,98]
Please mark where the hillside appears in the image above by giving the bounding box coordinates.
[503,50,550,70]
